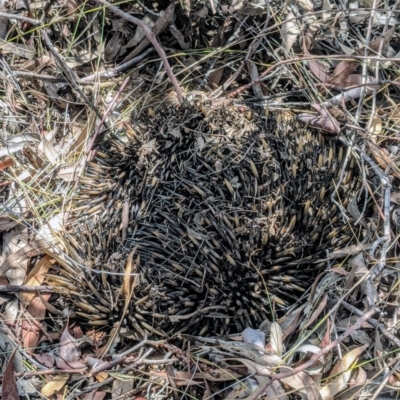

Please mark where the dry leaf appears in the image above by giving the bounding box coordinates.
[0,158,14,170]
[320,344,368,400]
[22,255,55,304]
[367,115,382,143]
[70,111,97,155]
[327,243,372,259]
[23,294,51,351]
[56,163,83,181]
[0,39,35,59]
[121,200,130,242]
[281,12,300,52]
[0,216,20,232]
[39,136,58,163]
[124,15,155,48]
[57,326,86,369]
[41,375,69,396]
[298,104,340,134]
[281,371,322,400]
[303,294,328,329]
[270,323,284,357]
[0,240,49,284]
[303,42,330,83]
[121,248,136,304]
[369,142,400,178]
[43,81,67,108]
[123,3,175,62]
[3,351,20,400]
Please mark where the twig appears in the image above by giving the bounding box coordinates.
[226,54,394,99]
[202,16,249,89]
[5,48,152,85]
[0,12,41,25]
[91,0,183,104]
[247,308,377,400]
[79,48,153,83]
[89,336,148,375]
[0,285,53,292]
[86,76,130,154]
[40,30,104,122]
[334,296,400,349]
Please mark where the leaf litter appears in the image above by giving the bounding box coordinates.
[0,0,399,398]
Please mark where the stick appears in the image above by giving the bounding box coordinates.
[247,308,377,400]
[92,0,183,104]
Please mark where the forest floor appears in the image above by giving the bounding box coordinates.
[1,0,400,399]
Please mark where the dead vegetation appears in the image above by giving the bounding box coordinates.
[1,0,400,399]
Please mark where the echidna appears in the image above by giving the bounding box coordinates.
[48,102,364,337]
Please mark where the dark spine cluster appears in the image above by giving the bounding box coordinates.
[53,107,363,336]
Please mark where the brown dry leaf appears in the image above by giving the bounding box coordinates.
[367,115,382,142]
[327,243,372,259]
[66,0,78,14]
[56,163,83,182]
[298,103,340,134]
[57,326,86,370]
[121,248,136,304]
[0,158,14,170]
[121,200,130,242]
[369,142,400,179]
[169,23,190,50]
[95,371,109,383]
[369,25,396,52]
[125,15,155,48]
[23,294,51,351]
[280,371,321,400]
[320,318,331,348]
[349,367,367,387]
[303,294,328,329]
[0,216,20,232]
[81,391,107,400]
[234,358,272,376]
[70,111,97,155]
[208,66,224,87]
[0,39,35,59]
[112,375,134,398]
[0,240,49,283]
[104,31,124,62]
[247,60,263,98]
[332,74,364,89]
[33,352,56,368]
[303,41,330,83]
[278,304,306,340]
[3,350,20,400]
[42,81,67,109]
[22,255,55,304]
[319,344,368,400]
[123,3,175,62]
[330,61,359,87]
[39,136,58,163]
[41,375,69,396]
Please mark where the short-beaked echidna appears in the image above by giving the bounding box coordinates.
[48,103,364,337]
